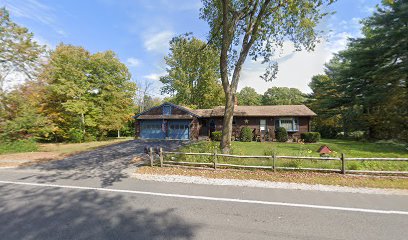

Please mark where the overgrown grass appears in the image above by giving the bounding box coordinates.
[39,137,133,155]
[0,137,133,156]
[168,139,408,171]
[0,139,39,154]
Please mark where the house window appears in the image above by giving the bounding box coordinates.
[260,119,267,131]
[163,105,172,115]
[277,118,299,132]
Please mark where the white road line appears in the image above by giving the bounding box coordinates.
[0,180,407,216]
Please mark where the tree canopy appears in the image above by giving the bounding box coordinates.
[308,0,408,141]
[40,44,136,142]
[236,87,262,105]
[0,7,45,90]
[262,87,306,105]
[200,0,333,152]
[160,34,224,109]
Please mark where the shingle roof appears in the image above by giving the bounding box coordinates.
[191,105,316,117]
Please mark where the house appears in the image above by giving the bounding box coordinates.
[134,102,316,140]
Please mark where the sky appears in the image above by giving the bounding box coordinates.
[1,0,382,95]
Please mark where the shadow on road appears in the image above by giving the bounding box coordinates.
[18,140,187,187]
[0,184,200,239]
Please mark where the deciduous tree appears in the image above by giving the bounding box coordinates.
[160,34,224,109]
[261,87,306,105]
[236,86,261,105]
[0,8,45,91]
[200,0,333,152]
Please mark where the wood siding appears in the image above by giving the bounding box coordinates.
[197,116,311,140]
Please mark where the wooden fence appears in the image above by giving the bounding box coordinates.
[147,147,408,175]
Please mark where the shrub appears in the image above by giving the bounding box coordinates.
[275,127,288,142]
[84,133,96,142]
[211,131,222,141]
[67,129,84,143]
[300,132,321,143]
[240,127,253,142]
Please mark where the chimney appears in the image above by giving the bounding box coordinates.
[234,95,238,106]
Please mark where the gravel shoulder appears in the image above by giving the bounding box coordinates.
[134,166,408,195]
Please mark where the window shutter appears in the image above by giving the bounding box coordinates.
[295,118,299,131]
[275,118,280,128]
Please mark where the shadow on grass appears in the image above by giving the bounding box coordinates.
[0,184,199,240]
[19,140,188,187]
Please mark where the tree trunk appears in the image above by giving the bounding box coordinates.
[220,93,235,153]
[117,130,120,138]
[81,113,85,134]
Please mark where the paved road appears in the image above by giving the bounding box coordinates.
[0,140,407,240]
[18,139,186,187]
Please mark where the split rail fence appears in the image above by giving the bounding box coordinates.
[147,147,408,175]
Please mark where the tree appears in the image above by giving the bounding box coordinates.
[0,8,45,91]
[135,79,155,113]
[309,0,408,141]
[200,0,333,152]
[160,34,224,109]
[236,86,261,105]
[261,87,306,105]
[0,80,53,141]
[307,74,342,138]
[40,44,136,142]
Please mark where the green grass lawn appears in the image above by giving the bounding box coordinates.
[171,139,408,172]
[0,137,133,155]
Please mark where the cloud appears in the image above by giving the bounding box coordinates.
[4,0,67,36]
[127,57,141,68]
[143,72,166,81]
[239,42,328,94]
[143,31,174,53]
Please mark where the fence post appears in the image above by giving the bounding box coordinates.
[341,153,346,174]
[213,149,217,170]
[149,147,154,167]
[159,147,163,167]
[272,154,276,172]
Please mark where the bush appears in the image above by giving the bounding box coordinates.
[211,131,222,141]
[275,127,288,142]
[240,127,253,142]
[67,129,84,143]
[300,132,321,143]
[83,133,96,142]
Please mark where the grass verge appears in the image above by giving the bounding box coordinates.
[137,166,408,190]
[173,140,408,171]
[0,139,38,154]
[0,137,133,167]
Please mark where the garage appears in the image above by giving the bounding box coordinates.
[140,120,165,139]
[139,120,190,140]
[135,103,199,140]
[168,120,190,140]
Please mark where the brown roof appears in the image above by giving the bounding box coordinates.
[191,105,316,117]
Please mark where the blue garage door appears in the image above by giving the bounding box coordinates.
[140,120,165,139]
[168,120,190,140]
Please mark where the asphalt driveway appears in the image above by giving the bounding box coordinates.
[19,140,186,187]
